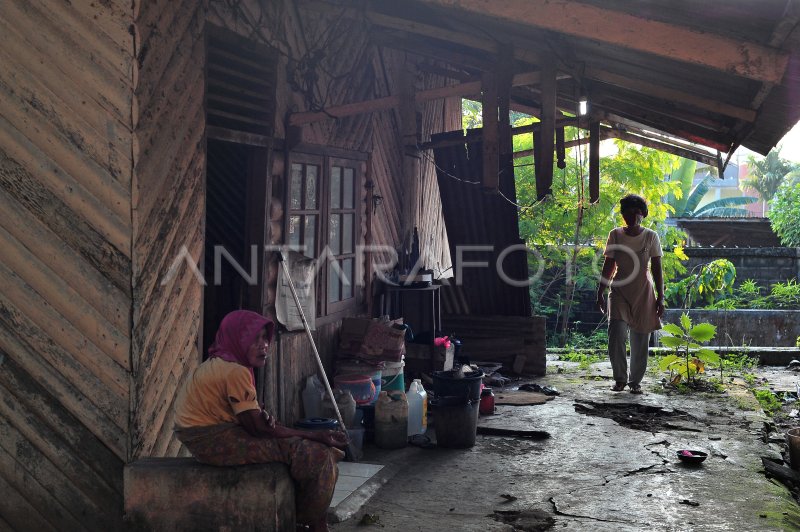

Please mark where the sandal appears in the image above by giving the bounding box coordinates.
[611,383,626,392]
[629,385,643,394]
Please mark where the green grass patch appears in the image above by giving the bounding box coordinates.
[558,352,604,370]
[753,389,782,417]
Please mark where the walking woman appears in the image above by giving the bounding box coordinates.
[596,194,665,394]
[174,310,347,531]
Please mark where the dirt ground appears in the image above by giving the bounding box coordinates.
[331,359,800,531]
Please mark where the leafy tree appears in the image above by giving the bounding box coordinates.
[768,178,800,246]
[744,147,799,206]
[666,159,756,217]
[512,125,686,341]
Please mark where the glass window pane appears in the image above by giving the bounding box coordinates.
[288,215,301,248]
[343,168,354,209]
[342,213,354,254]
[330,166,341,209]
[329,214,341,255]
[305,165,318,209]
[290,164,303,210]
[342,258,353,300]
[304,215,316,258]
[328,262,341,303]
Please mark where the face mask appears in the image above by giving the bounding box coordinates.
[635,214,644,226]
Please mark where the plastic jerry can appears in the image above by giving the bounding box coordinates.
[374,391,408,449]
[407,379,428,436]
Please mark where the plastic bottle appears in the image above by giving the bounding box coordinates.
[407,379,428,436]
[375,391,408,449]
[322,389,356,428]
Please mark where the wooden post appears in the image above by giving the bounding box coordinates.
[556,126,566,169]
[481,70,499,191]
[497,50,513,191]
[589,120,600,204]
[537,57,556,199]
[365,162,375,317]
[399,63,420,257]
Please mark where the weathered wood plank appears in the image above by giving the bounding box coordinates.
[134,64,205,239]
[23,0,133,76]
[0,224,130,370]
[0,279,128,428]
[135,237,203,435]
[143,333,200,458]
[0,76,130,219]
[0,277,128,413]
[0,350,123,497]
[0,187,130,333]
[133,149,205,344]
[0,407,119,531]
[0,149,131,295]
[0,117,130,255]
[0,470,58,532]
[0,40,132,168]
[0,307,127,460]
[1,0,131,123]
[136,0,203,112]
[0,61,131,188]
[0,436,87,532]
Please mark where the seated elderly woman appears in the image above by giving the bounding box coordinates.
[174,310,347,532]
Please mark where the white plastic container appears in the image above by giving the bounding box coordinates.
[407,379,428,437]
[375,391,408,449]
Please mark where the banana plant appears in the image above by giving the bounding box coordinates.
[667,159,757,217]
[659,313,719,385]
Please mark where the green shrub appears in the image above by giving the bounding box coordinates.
[665,259,736,309]
[659,313,719,385]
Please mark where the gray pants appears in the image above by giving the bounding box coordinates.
[608,319,651,387]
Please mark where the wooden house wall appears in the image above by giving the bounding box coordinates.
[0,0,134,529]
[130,0,207,460]
[207,2,459,425]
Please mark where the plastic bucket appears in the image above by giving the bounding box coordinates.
[381,360,405,392]
[432,396,479,448]
[432,370,484,401]
[788,428,800,470]
[294,418,340,431]
[333,374,375,405]
[337,361,382,404]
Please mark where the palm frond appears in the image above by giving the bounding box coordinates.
[684,174,713,215]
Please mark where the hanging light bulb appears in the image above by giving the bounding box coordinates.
[579,98,588,116]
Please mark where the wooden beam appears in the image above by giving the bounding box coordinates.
[584,67,757,122]
[300,0,543,65]
[481,70,499,191]
[603,129,718,167]
[289,71,542,126]
[417,0,789,84]
[589,121,600,203]
[537,57,556,199]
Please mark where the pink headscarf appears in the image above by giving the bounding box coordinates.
[208,311,275,377]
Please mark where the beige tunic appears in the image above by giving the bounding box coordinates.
[603,227,663,333]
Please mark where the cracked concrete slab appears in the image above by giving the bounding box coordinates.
[331,361,800,531]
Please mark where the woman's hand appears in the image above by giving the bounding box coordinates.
[656,296,665,318]
[318,430,349,449]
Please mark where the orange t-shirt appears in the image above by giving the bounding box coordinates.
[174,358,260,428]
